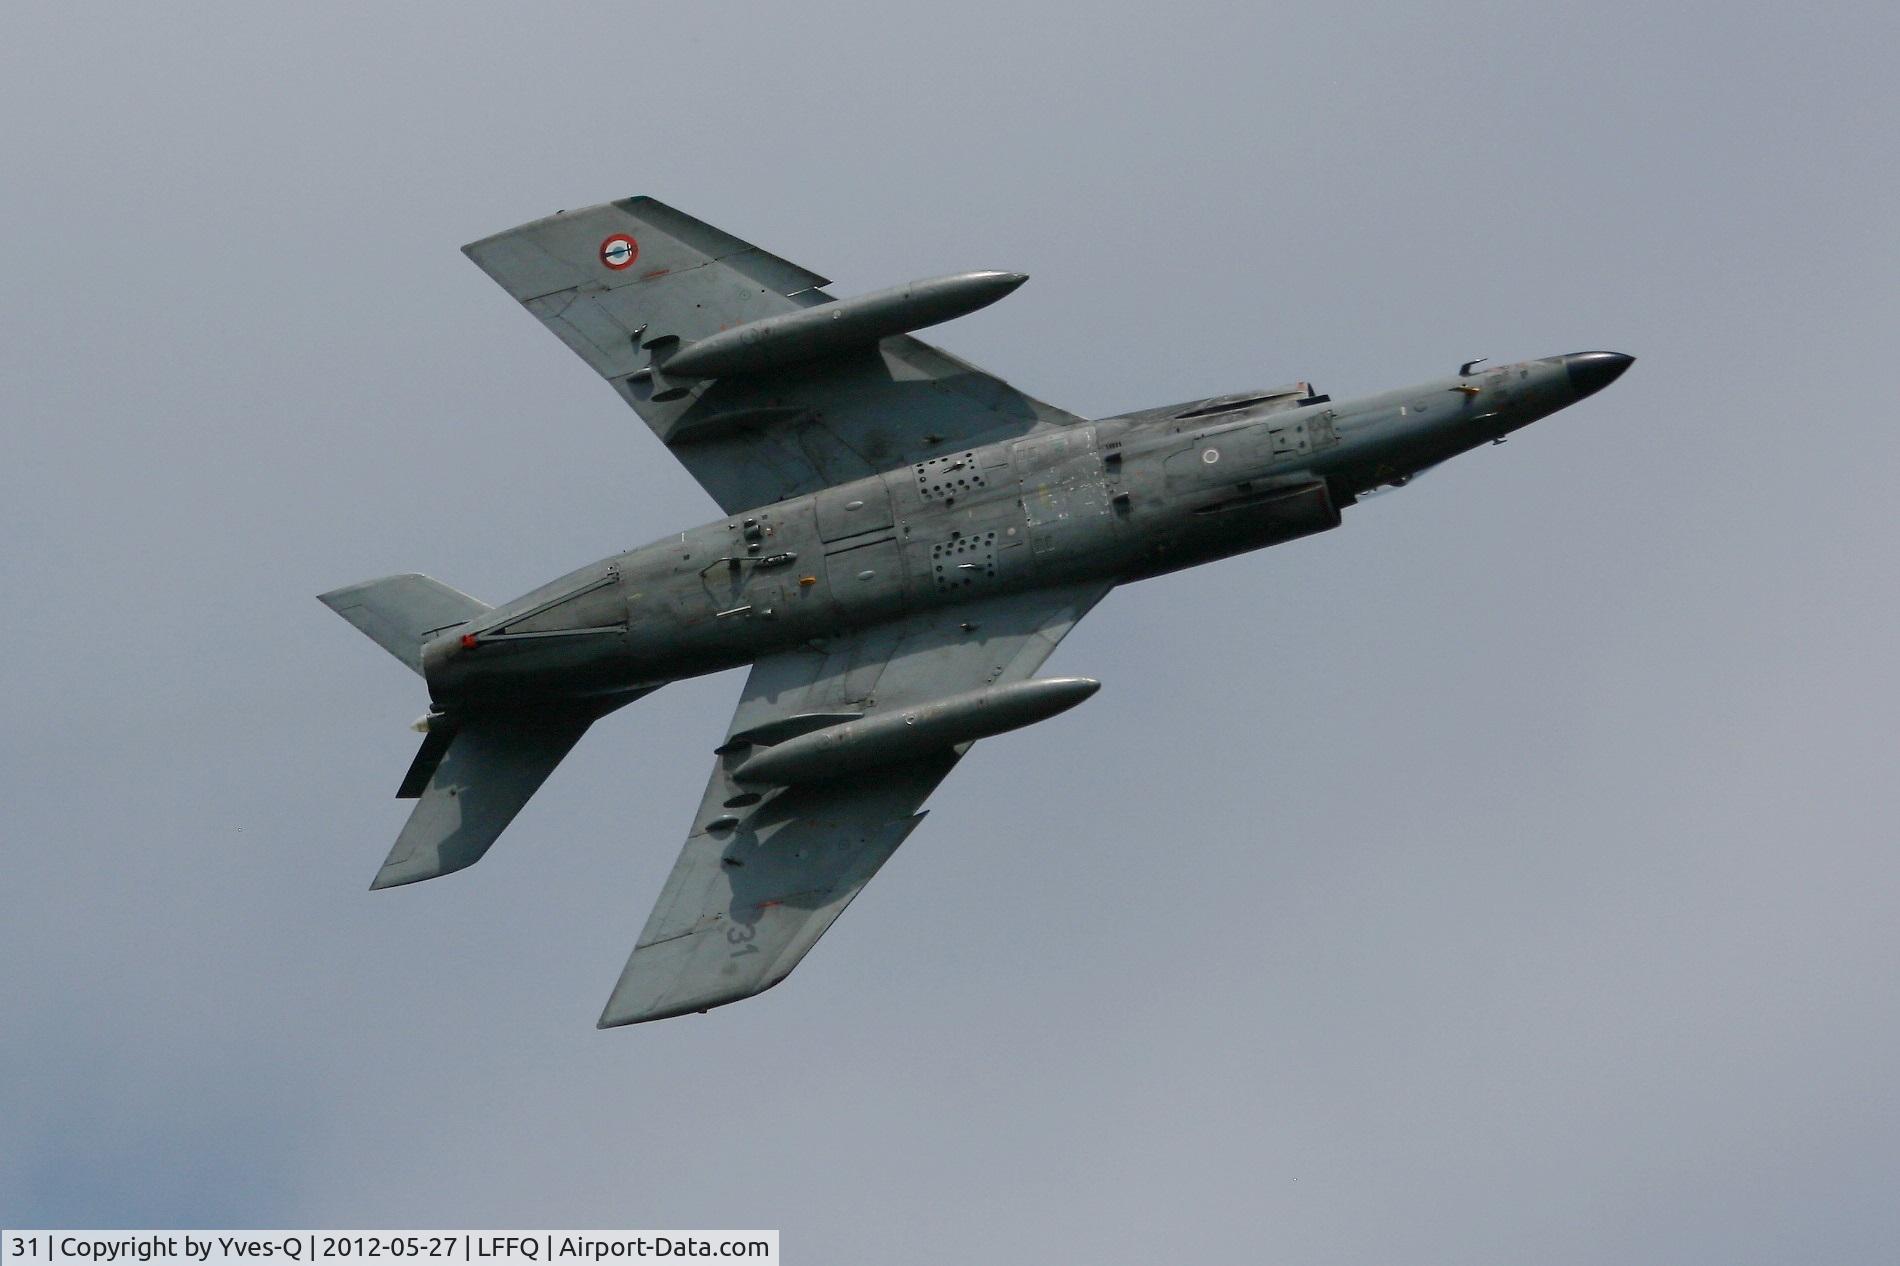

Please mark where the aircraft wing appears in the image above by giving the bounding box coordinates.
[463,197,1081,514]
[598,581,1111,1027]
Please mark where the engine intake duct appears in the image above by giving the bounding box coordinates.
[732,676,1098,786]
[663,271,1027,378]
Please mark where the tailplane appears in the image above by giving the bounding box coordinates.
[373,712,593,888]
[372,692,654,888]
[317,573,489,674]
[322,573,657,887]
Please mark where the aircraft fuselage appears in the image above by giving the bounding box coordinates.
[423,352,1629,709]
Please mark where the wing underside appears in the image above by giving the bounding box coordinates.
[599,582,1110,1026]
[463,196,1081,513]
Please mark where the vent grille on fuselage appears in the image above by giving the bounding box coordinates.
[915,451,987,502]
[930,531,999,589]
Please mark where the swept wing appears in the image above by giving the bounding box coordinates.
[599,581,1110,1026]
[462,197,1079,513]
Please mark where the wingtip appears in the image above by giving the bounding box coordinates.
[370,856,474,890]
[597,1001,712,1029]
[316,572,427,609]
[596,1004,649,1030]
[315,582,364,612]
[595,1008,656,1030]
[596,997,665,1029]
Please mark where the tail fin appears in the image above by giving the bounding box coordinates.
[372,690,654,888]
[372,713,593,889]
[317,573,489,674]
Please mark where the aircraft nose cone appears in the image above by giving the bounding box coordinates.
[1564,351,1634,398]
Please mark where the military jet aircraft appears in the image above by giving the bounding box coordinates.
[320,196,1631,1027]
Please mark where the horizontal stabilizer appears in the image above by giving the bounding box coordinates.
[371,713,593,889]
[318,573,489,674]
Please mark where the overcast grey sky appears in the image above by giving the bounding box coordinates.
[4,2,1897,1262]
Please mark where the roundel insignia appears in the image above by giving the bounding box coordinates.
[599,233,639,271]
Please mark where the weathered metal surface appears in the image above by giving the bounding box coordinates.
[462,198,1078,514]
[597,582,1110,1027]
[324,193,1635,1027]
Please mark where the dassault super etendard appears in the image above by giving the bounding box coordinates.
[320,196,1632,1028]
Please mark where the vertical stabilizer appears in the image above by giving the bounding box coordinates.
[371,714,593,889]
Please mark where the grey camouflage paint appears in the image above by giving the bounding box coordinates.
[322,197,1632,1026]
